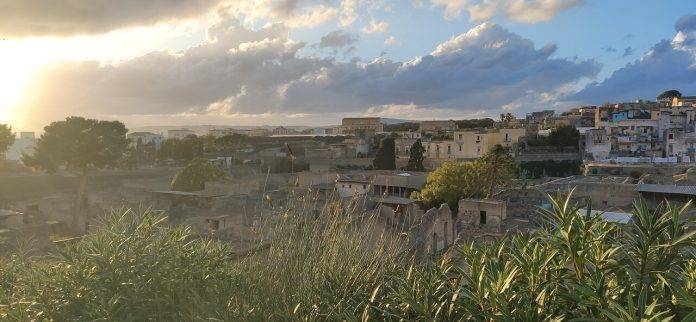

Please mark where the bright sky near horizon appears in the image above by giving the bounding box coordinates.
[1,0,695,131]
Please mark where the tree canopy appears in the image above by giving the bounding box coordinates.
[455,118,495,129]
[405,139,426,171]
[22,117,128,173]
[384,122,419,132]
[657,89,682,100]
[0,124,15,158]
[157,135,203,162]
[170,158,225,192]
[548,124,580,147]
[412,145,517,209]
[372,137,396,170]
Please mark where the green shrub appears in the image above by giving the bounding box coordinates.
[170,158,224,191]
[0,208,237,321]
[1,192,695,320]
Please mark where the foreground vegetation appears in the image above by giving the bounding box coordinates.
[1,193,695,320]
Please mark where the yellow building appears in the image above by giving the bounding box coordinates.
[454,128,524,158]
[425,128,525,160]
[671,96,696,107]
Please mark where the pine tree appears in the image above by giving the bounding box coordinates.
[372,137,396,170]
[406,139,425,171]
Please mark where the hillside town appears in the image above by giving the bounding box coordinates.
[1,90,695,257]
[3,1,696,319]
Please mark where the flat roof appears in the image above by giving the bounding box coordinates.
[336,176,370,184]
[635,184,696,196]
[580,209,633,224]
[372,174,427,189]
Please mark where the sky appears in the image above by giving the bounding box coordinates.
[0,0,695,132]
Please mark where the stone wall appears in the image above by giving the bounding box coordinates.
[457,199,506,231]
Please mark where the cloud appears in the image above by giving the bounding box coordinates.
[675,14,696,32]
[365,104,487,120]
[0,0,222,38]
[622,46,634,57]
[282,5,339,28]
[19,20,597,126]
[227,0,339,28]
[571,24,696,104]
[339,0,359,27]
[362,19,389,34]
[384,36,400,46]
[318,30,359,49]
[430,0,583,23]
[602,46,617,53]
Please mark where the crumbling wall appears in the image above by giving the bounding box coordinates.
[410,204,455,257]
[457,199,506,231]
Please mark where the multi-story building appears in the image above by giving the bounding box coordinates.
[341,117,384,135]
[127,132,164,149]
[584,129,612,160]
[390,131,422,139]
[525,110,555,128]
[394,138,419,158]
[425,128,525,160]
[585,98,696,160]
[272,126,297,136]
[671,96,696,107]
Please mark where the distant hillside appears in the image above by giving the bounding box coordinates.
[381,118,415,125]
[129,125,312,135]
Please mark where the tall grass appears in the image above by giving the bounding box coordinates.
[1,191,695,321]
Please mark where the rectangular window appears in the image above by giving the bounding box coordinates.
[479,211,487,225]
[447,145,451,154]
[458,134,463,140]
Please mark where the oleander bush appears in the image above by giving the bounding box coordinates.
[1,192,695,320]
